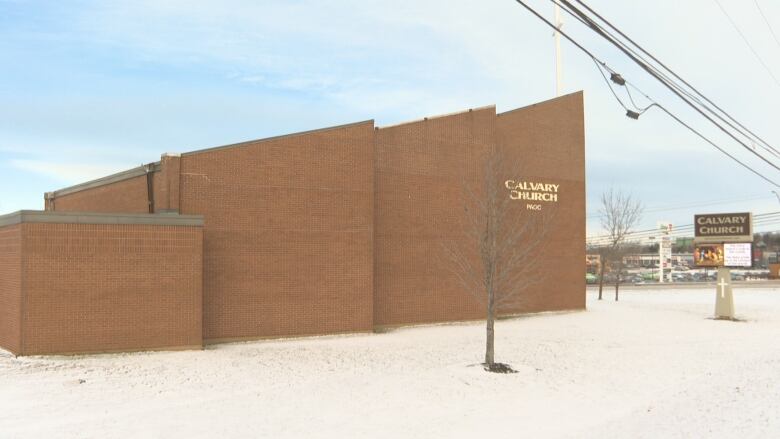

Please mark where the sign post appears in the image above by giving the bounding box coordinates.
[658,222,672,283]
[693,212,752,321]
[715,268,735,319]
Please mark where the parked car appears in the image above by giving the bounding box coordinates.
[672,272,693,282]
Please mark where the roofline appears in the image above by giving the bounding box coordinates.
[44,119,375,199]
[498,91,583,117]
[42,94,579,200]
[181,119,375,157]
[0,210,204,227]
[377,105,496,130]
[46,162,160,199]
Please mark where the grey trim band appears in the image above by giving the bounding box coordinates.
[0,211,203,227]
[46,162,161,199]
[181,120,375,157]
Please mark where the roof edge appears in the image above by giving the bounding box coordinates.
[47,162,160,199]
[498,91,584,117]
[0,210,204,227]
[181,119,375,157]
[377,105,496,130]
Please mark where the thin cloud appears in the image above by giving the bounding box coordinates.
[10,159,130,185]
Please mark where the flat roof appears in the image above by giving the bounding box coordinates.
[0,211,204,227]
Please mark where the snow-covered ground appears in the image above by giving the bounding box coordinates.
[2,287,779,438]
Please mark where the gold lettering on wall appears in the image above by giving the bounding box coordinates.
[504,180,560,203]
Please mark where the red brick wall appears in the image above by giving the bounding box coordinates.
[34,94,585,343]
[152,171,166,212]
[52,175,150,213]
[178,122,375,341]
[0,224,21,354]
[20,223,202,355]
[158,155,181,211]
[496,92,586,312]
[374,108,495,326]
[374,93,585,326]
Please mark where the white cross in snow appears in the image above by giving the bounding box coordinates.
[718,278,729,299]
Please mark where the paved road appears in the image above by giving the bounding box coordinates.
[587,280,780,290]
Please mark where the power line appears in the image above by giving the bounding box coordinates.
[587,211,780,245]
[588,211,780,240]
[554,0,780,174]
[552,0,780,165]
[591,60,780,187]
[567,0,780,161]
[586,193,774,219]
[713,0,780,87]
[754,0,780,52]
[512,0,780,187]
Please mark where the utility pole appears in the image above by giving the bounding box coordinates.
[554,3,563,96]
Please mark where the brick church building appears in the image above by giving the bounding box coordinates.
[0,92,585,355]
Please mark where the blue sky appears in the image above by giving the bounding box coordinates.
[3,0,780,236]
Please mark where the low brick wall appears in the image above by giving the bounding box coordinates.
[0,211,203,356]
[0,224,21,354]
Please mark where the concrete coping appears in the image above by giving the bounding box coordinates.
[46,162,161,199]
[0,211,204,228]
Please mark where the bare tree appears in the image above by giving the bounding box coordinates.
[597,188,643,301]
[591,243,610,301]
[441,150,555,372]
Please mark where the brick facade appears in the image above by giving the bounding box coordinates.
[0,213,203,355]
[0,224,21,354]
[177,122,375,341]
[48,173,152,213]
[373,93,586,326]
[495,94,586,313]
[374,107,495,326]
[7,92,586,354]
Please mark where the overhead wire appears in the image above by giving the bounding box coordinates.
[592,60,655,115]
[512,0,780,187]
[568,0,780,161]
[587,211,780,245]
[586,193,774,219]
[591,209,780,238]
[547,0,780,164]
[554,0,780,173]
[713,0,780,87]
[754,0,780,52]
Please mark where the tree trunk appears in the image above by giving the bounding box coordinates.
[597,259,605,300]
[614,261,621,302]
[485,288,495,366]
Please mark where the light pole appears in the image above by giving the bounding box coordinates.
[553,3,562,96]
